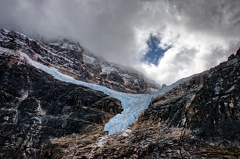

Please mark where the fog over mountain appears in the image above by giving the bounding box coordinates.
[0,0,239,84]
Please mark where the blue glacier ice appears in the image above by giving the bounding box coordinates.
[20,51,190,134]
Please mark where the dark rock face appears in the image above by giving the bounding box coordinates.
[122,49,240,157]
[69,50,240,158]
[0,50,122,158]
[0,29,160,93]
[145,56,240,145]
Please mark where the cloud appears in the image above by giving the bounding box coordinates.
[137,0,240,84]
[0,0,239,85]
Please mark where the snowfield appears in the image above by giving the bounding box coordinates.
[19,51,189,134]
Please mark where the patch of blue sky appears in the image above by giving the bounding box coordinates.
[143,34,170,65]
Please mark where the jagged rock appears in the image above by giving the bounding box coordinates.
[236,47,240,57]
[141,50,240,144]
[228,54,235,60]
[0,50,122,158]
[0,28,160,93]
[70,49,240,158]
[91,97,123,115]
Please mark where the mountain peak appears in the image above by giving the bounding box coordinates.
[0,28,160,93]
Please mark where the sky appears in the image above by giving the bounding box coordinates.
[0,0,240,85]
[143,33,170,65]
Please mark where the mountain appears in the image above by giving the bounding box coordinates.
[0,29,160,94]
[0,47,124,158]
[0,29,160,158]
[71,49,240,158]
[0,28,240,159]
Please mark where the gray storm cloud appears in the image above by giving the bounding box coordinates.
[0,0,239,84]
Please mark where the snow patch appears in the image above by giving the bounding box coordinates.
[83,54,96,65]
[121,132,129,137]
[96,135,108,147]
[99,62,117,75]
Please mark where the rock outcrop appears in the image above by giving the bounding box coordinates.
[68,50,240,158]
[0,49,122,158]
[0,29,160,94]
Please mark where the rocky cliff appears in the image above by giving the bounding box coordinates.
[1,28,240,159]
[0,48,122,158]
[66,49,240,158]
[0,29,160,94]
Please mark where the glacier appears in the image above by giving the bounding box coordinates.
[19,51,189,134]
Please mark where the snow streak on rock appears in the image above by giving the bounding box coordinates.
[19,51,189,134]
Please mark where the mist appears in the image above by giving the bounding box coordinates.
[0,0,239,84]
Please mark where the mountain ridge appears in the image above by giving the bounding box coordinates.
[0,48,124,158]
[71,48,240,158]
[0,28,160,94]
[0,28,240,158]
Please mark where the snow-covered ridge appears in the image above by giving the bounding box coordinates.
[19,51,189,134]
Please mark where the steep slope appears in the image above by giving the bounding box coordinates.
[0,48,122,158]
[70,49,240,158]
[19,51,153,134]
[20,51,189,134]
[0,47,165,158]
[0,47,190,158]
[143,50,240,145]
[0,28,160,93]
[2,28,239,158]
